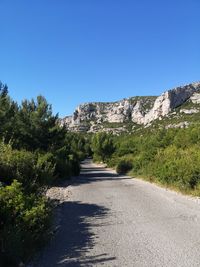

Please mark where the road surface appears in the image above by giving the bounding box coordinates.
[30,159,200,267]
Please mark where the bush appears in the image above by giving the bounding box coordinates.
[69,154,80,176]
[55,154,80,179]
[130,154,146,174]
[54,157,71,179]
[0,143,55,191]
[36,152,56,186]
[106,155,119,168]
[116,159,133,174]
[0,143,37,187]
[0,180,52,266]
[151,146,200,189]
[91,132,115,162]
[76,151,86,161]
[0,84,86,266]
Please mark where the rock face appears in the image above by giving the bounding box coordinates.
[191,92,200,104]
[60,82,200,132]
[143,82,200,124]
[180,109,199,114]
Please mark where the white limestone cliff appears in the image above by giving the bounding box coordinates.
[60,82,200,132]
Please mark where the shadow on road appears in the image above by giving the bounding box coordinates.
[32,201,115,267]
[30,160,119,267]
[54,160,130,188]
[69,161,130,187]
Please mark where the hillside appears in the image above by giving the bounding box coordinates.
[60,82,200,133]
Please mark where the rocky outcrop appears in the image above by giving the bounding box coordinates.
[60,82,200,132]
[191,92,200,104]
[180,109,199,114]
[165,121,190,129]
[143,82,200,124]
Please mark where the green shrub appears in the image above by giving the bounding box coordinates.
[0,180,51,266]
[0,83,87,266]
[151,146,200,189]
[105,125,200,194]
[91,132,115,162]
[116,159,133,174]
[69,155,81,176]
[107,155,119,168]
[54,157,71,179]
[36,152,56,186]
[131,154,146,174]
[54,156,80,179]
[76,151,86,161]
[0,143,37,187]
[0,143,55,191]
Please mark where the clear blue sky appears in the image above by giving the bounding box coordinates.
[0,0,200,117]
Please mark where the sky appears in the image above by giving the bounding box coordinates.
[0,0,200,117]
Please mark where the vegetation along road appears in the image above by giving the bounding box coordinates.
[31,159,200,267]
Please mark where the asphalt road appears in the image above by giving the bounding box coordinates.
[30,159,200,267]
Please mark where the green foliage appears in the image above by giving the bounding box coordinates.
[0,81,87,265]
[14,95,60,151]
[116,159,133,174]
[116,138,138,156]
[91,132,115,162]
[102,124,200,195]
[69,154,81,176]
[0,180,51,266]
[0,143,36,186]
[36,152,56,186]
[151,146,200,189]
[0,143,55,191]
[0,82,19,143]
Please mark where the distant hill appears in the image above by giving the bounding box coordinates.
[60,82,200,133]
